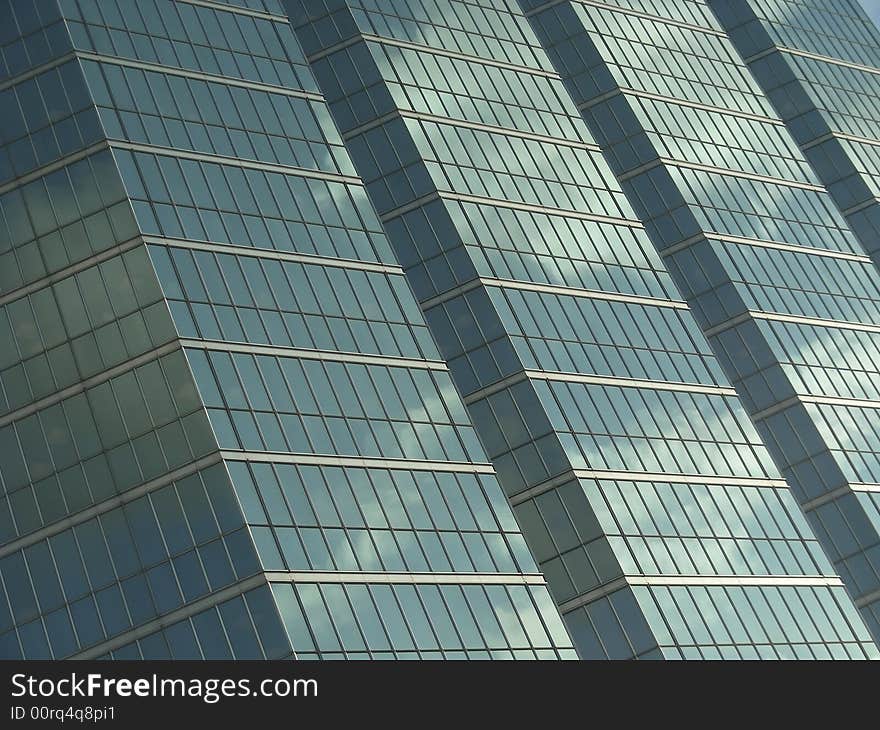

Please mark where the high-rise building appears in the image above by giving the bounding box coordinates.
[711,0,880,639]
[712,0,880,265]
[287,0,877,659]
[0,0,878,660]
[525,0,880,645]
[0,0,575,660]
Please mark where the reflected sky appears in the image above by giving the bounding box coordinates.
[860,0,880,26]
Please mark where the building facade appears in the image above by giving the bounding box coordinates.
[524,0,880,645]
[710,0,880,639]
[712,0,880,265]
[0,0,879,659]
[0,0,575,660]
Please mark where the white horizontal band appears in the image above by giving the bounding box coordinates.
[578,87,783,126]
[527,0,725,39]
[263,570,547,586]
[219,450,496,473]
[75,50,322,101]
[342,108,597,151]
[176,0,285,22]
[463,369,732,406]
[419,276,687,312]
[558,573,845,613]
[144,235,400,274]
[110,139,360,185]
[510,468,789,506]
[306,31,559,79]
